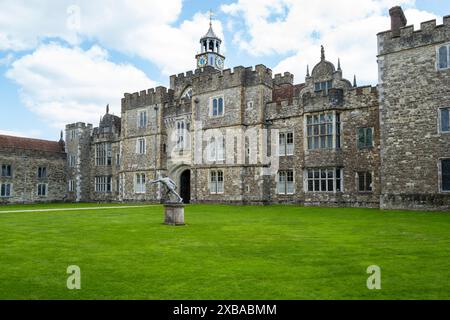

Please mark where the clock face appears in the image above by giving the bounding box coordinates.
[198,56,207,67]
[215,57,224,69]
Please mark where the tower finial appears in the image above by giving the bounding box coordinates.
[60,130,63,141]
[106,104,109,114]
[321,45,325,61]
[337,58,341,71]
[306,65,310,77]
[353,75,357,87]
[209,9,214,27]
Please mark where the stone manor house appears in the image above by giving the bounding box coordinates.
[1,6,450,210]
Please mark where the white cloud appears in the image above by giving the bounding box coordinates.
[0,0,224,75]
[0,53,14,66]
[0,129,43,138]
[221,0,439,84]
[6,44,155,129]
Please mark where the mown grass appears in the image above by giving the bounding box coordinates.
[0,202,148,211]
[0,204,449,299]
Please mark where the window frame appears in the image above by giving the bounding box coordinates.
[95,143,112,166]
[0,183,12,197]
[209,170,224,194]
[210,96,225,117]
[277,170,295,195]
[438,107,450,134]
[176,120,186,150]
[37,183,48,197]
[439,158,450,193]
[37,166,47,179]
[94,176,112,193]
[138,109,148,129]
[305,168,343,193]
[68,154,76,167]
[306,112,338,150]
[136,138,146,155]
[1,164,12,177]
[278,131,294,156]
[134,173,146,194]
[357,171,373,193]
[68,180,75,192]
[314,80,333,92]
[436,43,450,71]
[357,127,374,149]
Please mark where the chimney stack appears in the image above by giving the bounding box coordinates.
[389,6,407,37]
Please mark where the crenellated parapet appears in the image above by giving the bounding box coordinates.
[170,70,195,98]
[187,64,273,94]
[167,64,275,98]
[121,86,174,111]
[66,122,93,131]
[273,72,294,86]
[301,85,378,113]
[378,15,450,56]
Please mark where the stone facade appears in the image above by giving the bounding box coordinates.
[0,135,66,204]
[2,6,449,210]
[378,7,450,210]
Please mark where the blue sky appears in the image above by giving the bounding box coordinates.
[0,0,449,141]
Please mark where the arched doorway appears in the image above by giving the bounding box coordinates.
[179,170,191,204]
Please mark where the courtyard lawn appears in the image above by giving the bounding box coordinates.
[0,204,449,300]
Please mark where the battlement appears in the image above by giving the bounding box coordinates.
[169,70,195,94]
[273,72,294,86]
[348,85,378,96]
[189,64,273,94]
[378,13,450,56]
[168,64,275,97]
[301,85,378,109]
[121,86,173,111]
[66,122,93,130]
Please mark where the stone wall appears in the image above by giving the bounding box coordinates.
[0,147,67,204]
[65,122,92,202]
[378,13,450,210]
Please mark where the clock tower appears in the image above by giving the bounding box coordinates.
[195,16,225,70]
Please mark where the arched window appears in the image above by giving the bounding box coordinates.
[218,97,223,115]
[212,99,218,116]
[182,87,192,100]
[211,96,224,117]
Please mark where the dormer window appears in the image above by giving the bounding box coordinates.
[314,80,332,92]
[437,44,450,70]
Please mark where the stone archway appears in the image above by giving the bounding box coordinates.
[179,170,191,204]
[168,164,191,204]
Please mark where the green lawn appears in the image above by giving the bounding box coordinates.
[0,204,449,299]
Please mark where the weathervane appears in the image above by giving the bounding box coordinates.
[209,9,214,26]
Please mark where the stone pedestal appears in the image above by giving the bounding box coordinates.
[164,203,185,226]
